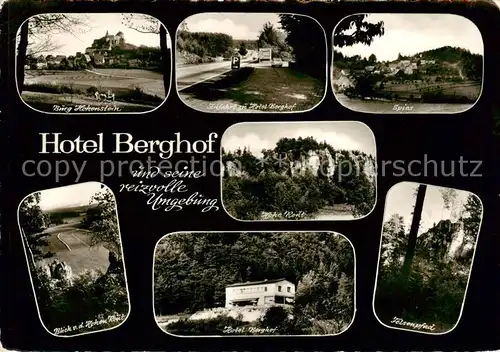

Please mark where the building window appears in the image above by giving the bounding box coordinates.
[278,286,282,292]
[264,287,267,292]
[287,287,291,293]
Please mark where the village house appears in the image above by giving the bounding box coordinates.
[420,59,436,65]
[365,65,375,72]
[388,62,399,72]
[403,66,414,75]
[335,75,353,92]
[36,62,48,69]
[48,55,67,65]
[340,69,350,76]
[93,54,105,66]
[225,278,295,307]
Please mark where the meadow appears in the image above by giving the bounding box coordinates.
[22,69,166,112]
[39,210,109,276]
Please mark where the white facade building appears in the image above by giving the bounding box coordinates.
[225,278,295,307]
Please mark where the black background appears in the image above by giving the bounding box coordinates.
[1,0,500,350]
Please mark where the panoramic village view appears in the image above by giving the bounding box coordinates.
[17,13,171,113]
[176,13,326,113]
[332,14,483,113]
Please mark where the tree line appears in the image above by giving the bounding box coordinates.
[222,136,376,220]
[375,186,481,332]
[18,188,128,334]
[154,232,354,335]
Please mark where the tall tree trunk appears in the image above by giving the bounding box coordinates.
[17,21,29,94]
[401,184,427,282]
[159,25,170,97]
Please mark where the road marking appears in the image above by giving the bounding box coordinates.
[71,233,90,247]
[84,69,152,81]
[57,233,72,251]
[178,63,249,92]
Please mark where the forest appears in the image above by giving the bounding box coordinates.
[154,232,355,335]
[221,136,376,220]
[374,185,482,333]
[18,188,129,335]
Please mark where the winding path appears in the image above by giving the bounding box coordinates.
[57,233,71,251]
[56,232,90,251]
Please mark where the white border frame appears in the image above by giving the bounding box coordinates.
[16,181,132,338]
[219,120,378,222]
[174,12,328,114]
[371,181,484,335]
[331,13,485,115]
[14,13,173,115]
[152,230,356,337]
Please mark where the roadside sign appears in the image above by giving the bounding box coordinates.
[231,56,240,69]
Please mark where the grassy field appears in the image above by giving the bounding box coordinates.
[381,81,480,97]
[21,69,166,112]
[180,66,325,112]
[38,215,109,275]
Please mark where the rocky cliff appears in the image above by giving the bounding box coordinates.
[223,147,376,181]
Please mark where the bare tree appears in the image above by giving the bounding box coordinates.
[27,34,62,56]
[16,13,90,93]
[122,13,170,95]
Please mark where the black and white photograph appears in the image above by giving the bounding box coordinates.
[18,182,130,336]
[332,14,483,113]
[221,121,376,220]
[16,13,171,113]
[176,13,326,113]
[373,182,482,334]
[154,231,355,336]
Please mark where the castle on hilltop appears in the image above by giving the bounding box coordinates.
[85,30,136,55]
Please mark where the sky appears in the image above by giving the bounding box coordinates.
[334,14,484,62]
[24,13,171,57]
[382,182,479,235]
[181,13,282,40]
[37,182,106,211]
[221,121,376,158]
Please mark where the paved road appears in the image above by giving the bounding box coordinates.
[176,59,253,91]
[57,230,90,251]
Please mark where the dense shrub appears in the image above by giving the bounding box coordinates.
[166,315,247,335]
[155,232,355,335]
[222,137,375,220]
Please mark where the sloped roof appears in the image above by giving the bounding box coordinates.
[226,278,290,288]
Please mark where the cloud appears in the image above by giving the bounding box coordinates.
[223,133,272,157]
[184,19,259,40]
[223,128,368,157]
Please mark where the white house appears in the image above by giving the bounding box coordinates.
[334,75,353,92]
[403,66,414,75]
[225,278,295,307]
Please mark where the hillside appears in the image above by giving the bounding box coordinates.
[44,203,100,215]
[222,136,376,220]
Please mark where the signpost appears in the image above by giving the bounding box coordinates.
[231,55,240,70]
